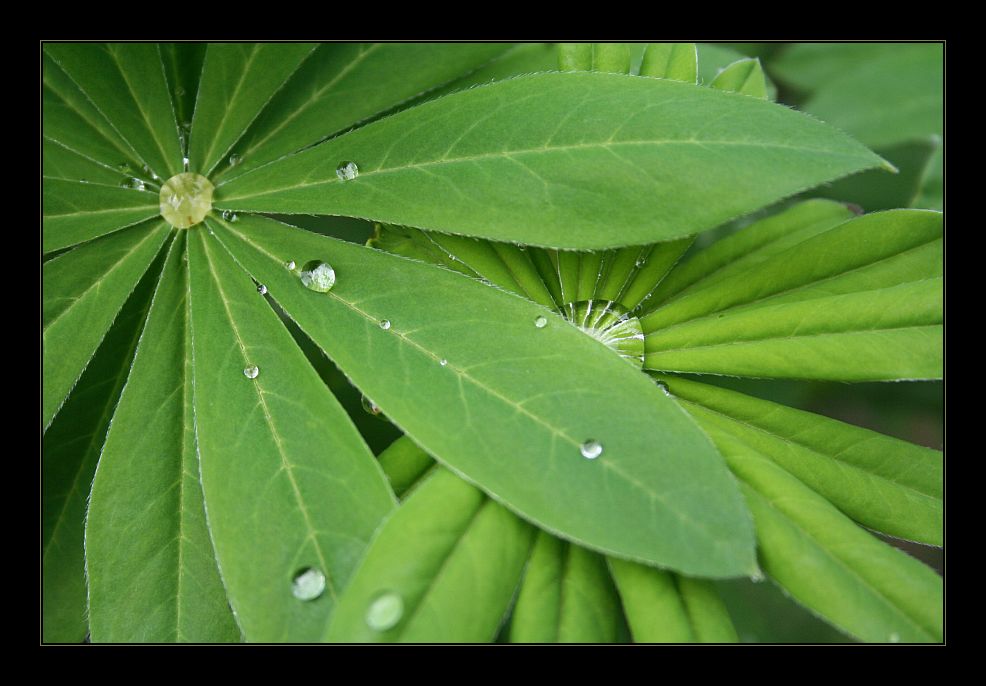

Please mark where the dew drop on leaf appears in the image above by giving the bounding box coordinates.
[120,177,145,191]
[379,319,391,330]
[291,567,326,601]
[285,260,296,270]
[361,395,382,416]
[228,153,242,167]
[299,260,336,293]
[336,161,359,181]
[182,157,190,172]
[159,173,213,229]
[655,380,671,396]
[534,315,548,329]
[580,440,603,460]
[257,284,268,295]
[221,209,238,222]
[439,358,448,367]
[243,365,260,379]
[365,591,404,631]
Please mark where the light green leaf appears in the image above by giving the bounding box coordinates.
[209,214,756,577]
[214,43,512,184]
[710,58,767,99]
[43,223,171,430]
[559,43,593,71]
[43,178,160,254]
[640,43,697,82]
[189,43,317,176]
[696,44,748,84]
[377,435,436,499]
[187,228,395,642]
[642,210,943,381]
[914,144,943,211]
[509,531,621,643]
[42,256,159,643]
[592,43,632,74]
[45,43,184,179]
[217,72,889,250]
[325,468,534,642]
[608,558,738,642]
[86,235,240,642]
[703,429,943,642]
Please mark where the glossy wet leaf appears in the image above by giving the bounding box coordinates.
[642,210,943,381]
[187,229,395,641]
[211,214,756,577]
[86,236,240,642]
[218,71,889,250]
[325,469,534,642]
[509,531,621,643]
[43,222,170,429]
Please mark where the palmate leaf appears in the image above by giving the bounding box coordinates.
[85,235,239,642]
[216,71,889,250]
[325,468,534,642]
[42,250,161,643]
[186,229,396,642]
[43,222,171,429]
[209,214,757,578]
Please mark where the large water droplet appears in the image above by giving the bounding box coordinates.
[159,173,213,229]
[580,440,603,460]
[534,315,548,329]
[120,177,145,191]
[561,300,645,368]
[291,567,326,601]
[336,161,359,181]
[361,395,382,416]
[221,209,238,222]
[366,591,404,631]
[243,365,259,379]
[379,319,391,330]
[299,260,336,293]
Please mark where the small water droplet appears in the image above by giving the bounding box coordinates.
[257,284,268,295]
[299,260,336,293]
[336,161,359,181]
[120,177,144,191]
[243,365,259,379]
[182,157,190,172]
[291,567,326,601]
[79,178,87,184]
[534,315,548,329]
[635,257,647,268]
[175,86,186,97]
[888,632,900,643]
[365,591,404,631]
[117,161,132,174]
[361,395,382,416]
[285,260,296,270]
[439,358,448,367]
[655,380,671,396]
[221,209,238,222]
[228,153,242,167]
[181,121,191,132]
[379,319,391,330]
[580,440,603,460]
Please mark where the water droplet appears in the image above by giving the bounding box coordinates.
[257,284,268,295]
[361,395,382,416]
[243,365,259,379]
[379,319,391,330]
[285,260,296,270]
[175,86,186,97]
[117,161,133,174]
[534,315,548,329]
[439,358,448,367]
[120,177,145,191]
[655,380,671,396]
[749,570,765,583]
[228,153,242,167]
[182,156,190,172]
[159,173,214,229]
[336,161,359,181]
[580,440,603,460]
[291,567,326,601]
[221,209,238,222]
[365,591,404,631]
[299,260,336,293]
[79,178,87,184]
[888,632,900,643]
[561,300,645,368]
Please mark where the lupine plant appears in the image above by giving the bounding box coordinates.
[42,42,943,644]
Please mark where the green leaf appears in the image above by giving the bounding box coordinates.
[710,58,768,99]
[509,531,621,643]
[914,144,943,211]
[209,214,756,577]
[43,223,171,430]
[702,428,943,642]
[43,178,160,254]
[45,43,184,180]
[42,254,159,643]
[44,137,125,187]
[639,43,697,82]
[187,228,395,641]
[189,43,317,176]
[325,468,534,642]
[592,44,632,74]
[214,43,512,185]
[377,435,436,499]
[160,43,207,132]
[768,43,904,92]
[559,43,593,71]
[662,375,942,545]
[217,72,889,250]
[608,558,738,642]
[642,210,943,381]
[423,43,558,101]
[85,235,240,642]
